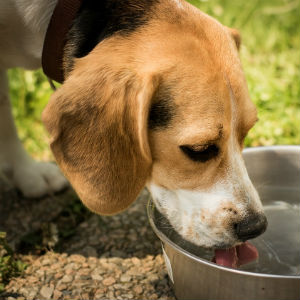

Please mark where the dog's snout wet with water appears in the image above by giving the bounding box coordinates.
[148,180,268,268]
[148,180,268,251]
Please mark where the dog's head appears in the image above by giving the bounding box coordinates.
[42,0,267,248]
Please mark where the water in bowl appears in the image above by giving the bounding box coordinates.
[239,186,300,275]
[154,186,300,276]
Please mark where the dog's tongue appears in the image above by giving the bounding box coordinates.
[213,242,258,268]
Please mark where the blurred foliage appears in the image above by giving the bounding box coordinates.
[0,232,27,292]
[8,0,300,160]
[8,69,54,160]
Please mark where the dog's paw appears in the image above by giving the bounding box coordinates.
[12,160,69,198]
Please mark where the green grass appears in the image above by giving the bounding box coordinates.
[8,0,300,160]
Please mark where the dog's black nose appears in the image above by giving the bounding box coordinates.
[235,214,268,241]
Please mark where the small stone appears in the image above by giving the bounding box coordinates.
[69,254,86,263]
[91,267,106,275]
[41,258,51,266]
[54,272,63,279]
[103,277,116,286]
[65,268,75,275]
[131,257,141,266]
[80,275,91,280]
[33,260,42,267]
[109,257,123,265]
[107,290,115,298]
[120,274,132,282]
[36,269,45,277]
[40,286,54,299]
[94,293,104,299]
[56,283,68,291]
[80,221,89,228]
[95,287,108,295]
[155,255,164,264]
[126,266,141,276]
[144,266,153,272]
[88,257,98,264]
[61,274,73,283]
[78,268,90,276]
[51,263,61,270]
[72,279,88,288]
[149,294,159,300]
[27,276,38,283]
[91,273,103,281]
[148,274,159,282]
[134,285,143,295]
[81,293,90,299]
[102,262,118,270]
[122,293,134,299]
[28,289,38,299]
[53,289,62,300]
[18,287,28,296]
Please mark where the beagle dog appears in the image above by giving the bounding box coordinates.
[0,0,267,250]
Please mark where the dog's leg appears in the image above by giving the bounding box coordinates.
[0,70,68,197]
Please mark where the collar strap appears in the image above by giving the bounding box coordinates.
[42,0,82,83]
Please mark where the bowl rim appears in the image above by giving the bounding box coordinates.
[242,144,300,153]
[147,145,300,280]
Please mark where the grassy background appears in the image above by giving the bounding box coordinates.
[8,0,300,161]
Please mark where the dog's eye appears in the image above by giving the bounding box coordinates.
[180,144,219,162]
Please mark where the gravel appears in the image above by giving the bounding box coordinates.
[0,187,175,300]
[4,251,174,300]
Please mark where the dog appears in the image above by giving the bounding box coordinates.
[0,0,267,249]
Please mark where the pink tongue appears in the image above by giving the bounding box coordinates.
[213,242,258,268]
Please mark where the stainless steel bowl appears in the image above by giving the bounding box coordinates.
[148,146,300,300]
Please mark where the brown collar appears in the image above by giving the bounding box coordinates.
[42,0,83,83]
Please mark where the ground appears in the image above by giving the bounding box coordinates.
[0,186,174,300]
[0,0,299,299]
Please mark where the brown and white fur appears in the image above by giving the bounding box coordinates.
[0,0,267,248]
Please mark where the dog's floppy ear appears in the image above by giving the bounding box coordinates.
[228,28,241,50]
[42,53,157,215]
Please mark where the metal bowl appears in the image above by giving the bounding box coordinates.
[148,146,300,300]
